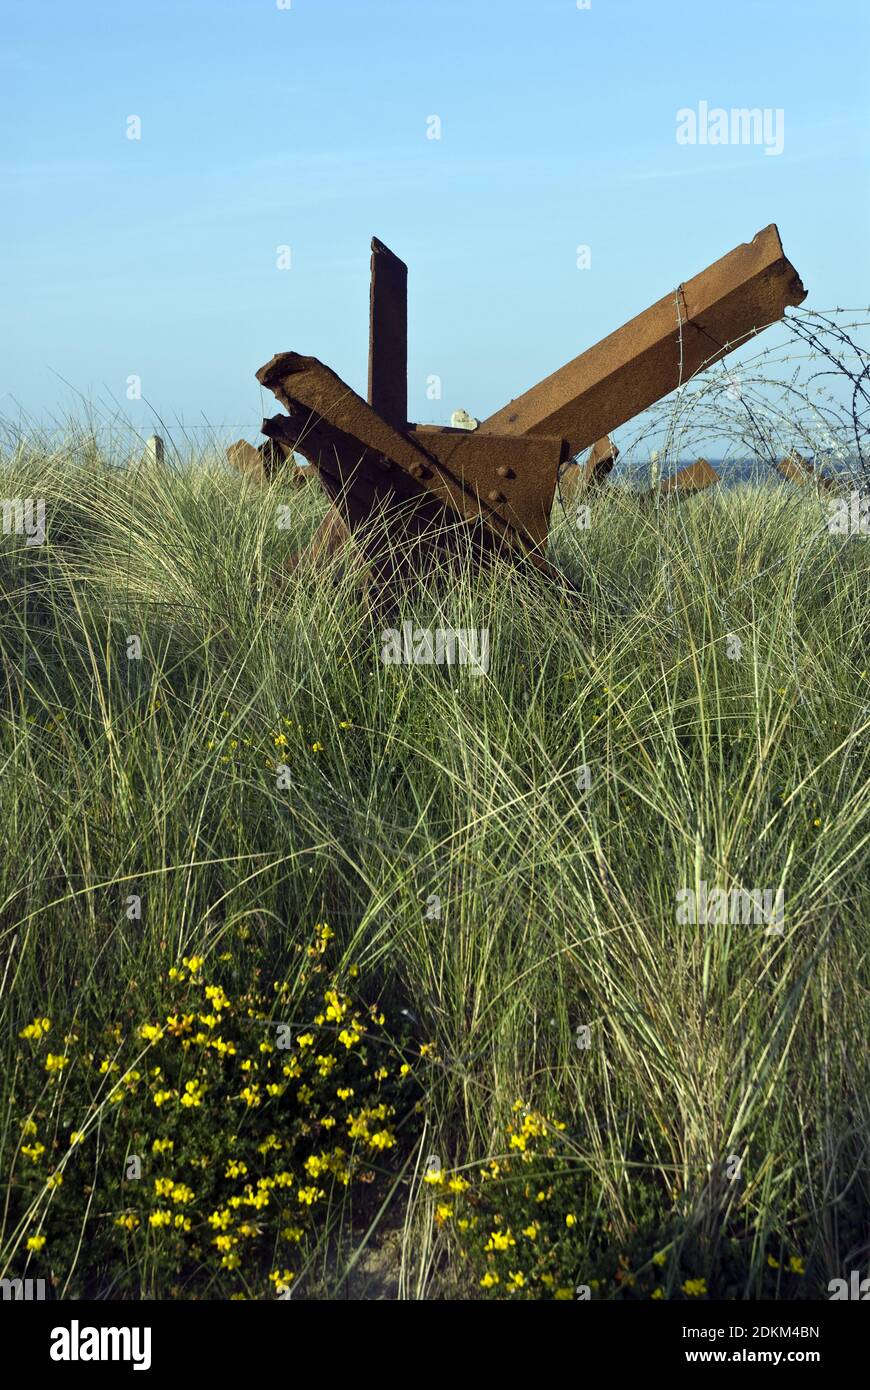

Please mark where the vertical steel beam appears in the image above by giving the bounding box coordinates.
[368,236,408,430]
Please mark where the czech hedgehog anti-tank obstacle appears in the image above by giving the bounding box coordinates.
[229,226,807,586]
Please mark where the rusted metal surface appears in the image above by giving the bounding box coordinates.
[409,425,566,547]
[481,225,806,456]
[583,435,619,488]
[227,435,307,485]
[257,357,566,582]
[227,439,268,482]
[659,458,720,496]
[557,435,619,509]
[368,237,408,430]
[242,227,805,589]
[776,452,835,491]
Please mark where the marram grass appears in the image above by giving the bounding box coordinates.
[1,440,867,1299]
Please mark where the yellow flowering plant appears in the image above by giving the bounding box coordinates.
[6,925,423,1298]
[427,1103,812,1301]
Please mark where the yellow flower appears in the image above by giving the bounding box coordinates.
[565,1213,576,1228]
[652,1250,667,1267]
[554,1286,574,1300]
[651,1287,665,1299]
[20,1017,51,1041]
[310,742,324,752]
[149,1211,172,1228]
[138,1024,163,1042]
[767,1254,780,1269]
[434,1203,453,1225]
[26,1234,46,1252]
[788,1256,805,1275]
[180,1079,205,1108]
[522,1223,539,1241]
[44,1053,69,1073]
[485,1229,516,1252]
[269,1269,295,1291]
[46,1172,63,1190]
[480,1271,500,1288]
[682,1278,707,1297]
[506,1271,526,1290]
[204,984,230,1012]
[21,1143,46,1161]
[115,1213,140,1231]
[297,1186,323,1206]
[152,1138,174,1155]
[69,1131,85,1146]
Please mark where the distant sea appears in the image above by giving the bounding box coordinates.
[614,459,861,489]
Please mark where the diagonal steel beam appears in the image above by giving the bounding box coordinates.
[256,354,569,582]
[481,224,807,456]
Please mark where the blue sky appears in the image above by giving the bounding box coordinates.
[2,0,868,442]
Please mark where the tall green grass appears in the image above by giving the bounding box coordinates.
[1,436,867,1298]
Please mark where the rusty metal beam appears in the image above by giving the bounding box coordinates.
[553,436,618,513]
[227,437,302,484]
[776,451,835,491]
[583,435,619,488]
[659,458,720,496]
[368,237,408,430]
[256,354,569,584]
[481,224,807,455]
[409,424,565,547]
[258,353,565,553]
